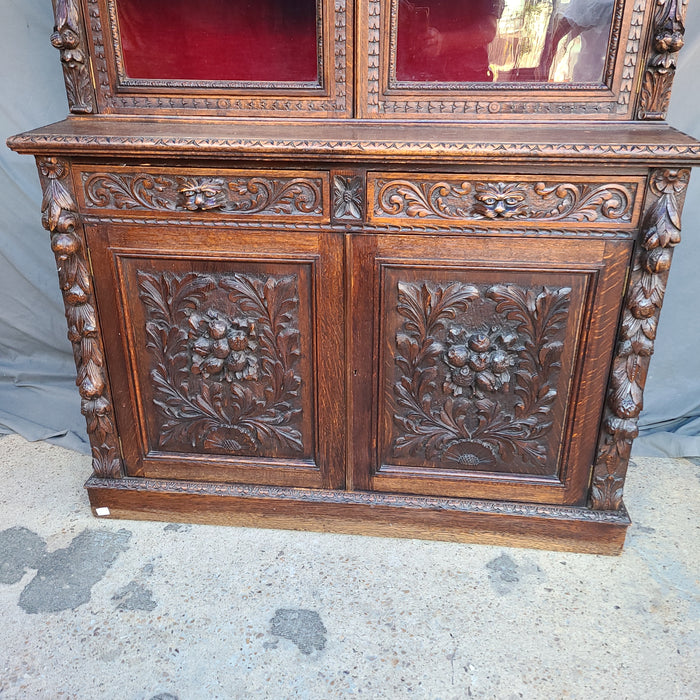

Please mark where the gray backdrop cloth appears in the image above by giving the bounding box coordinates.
[1,0,699,457]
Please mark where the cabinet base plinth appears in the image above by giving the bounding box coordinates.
[86,476,630,555]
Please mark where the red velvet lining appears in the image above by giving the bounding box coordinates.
[116,0,318,82]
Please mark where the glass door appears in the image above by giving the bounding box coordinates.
[86,0,352,116]
[359,0,647,120]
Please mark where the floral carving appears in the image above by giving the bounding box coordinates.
[137,271,304,456]
[389,280,570,472]
[82,172,324,217]
[38,157,122,478]
[638,0,687,119]
[591,169,689,510]
[188,311,259,382]
[443,327,522,398]
[373,178,636,224]
[50,0,94,113]
[333,175,363,220]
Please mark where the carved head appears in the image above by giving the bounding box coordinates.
[473,182,529,219]
[179,179,227,211]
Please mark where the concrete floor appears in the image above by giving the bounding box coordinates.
[0,434,698,699]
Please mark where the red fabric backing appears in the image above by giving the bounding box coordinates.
[117,0,318,82]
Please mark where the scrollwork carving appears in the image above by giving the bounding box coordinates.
[637,0,687,120]
[138,270,305,456]
[591,168,690,510]
[373,178,636,225]
[389,280,570,472]
[50,0,94,113]
[82,172,325,217]
[38,157,122,478]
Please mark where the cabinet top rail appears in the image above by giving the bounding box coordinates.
[8,119,700,165]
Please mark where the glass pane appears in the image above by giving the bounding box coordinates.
[116,0,319,82]
[396,0,615,84]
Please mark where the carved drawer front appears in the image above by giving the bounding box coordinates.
[88,224,344,489]
[367,173,645,229]
[76,166,331,223]
[350,234,633,504]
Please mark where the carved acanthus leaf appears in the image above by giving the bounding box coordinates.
[389,280,570,472]
[373,178,636,225]
[591,169,689,510]
[50,0,94,113]
[637,0,687,119]
[82,172,324,217]
[138,270,305,457]
[38,157,121,478]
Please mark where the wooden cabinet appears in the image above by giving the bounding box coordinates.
[7,0,700,553]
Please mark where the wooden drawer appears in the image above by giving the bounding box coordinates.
[367,173,645,229]
[74,166,331,224]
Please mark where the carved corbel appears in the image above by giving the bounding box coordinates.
[50,0,95,113]
[38,157,123,478]
[637,0,687,120]
[590,168,690,510]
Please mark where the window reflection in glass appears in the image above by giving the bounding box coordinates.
[396,0,615,84]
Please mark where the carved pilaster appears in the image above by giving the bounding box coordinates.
[590,169,690,510]
[637,0,687,120]
[37,157,122,478]
[50,0,95,113]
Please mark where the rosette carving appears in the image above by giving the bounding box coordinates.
[637,0,687,120]
[50,0,94,113]
[591,169,690,510]
[333,175,363,220]
[38,157,122,478]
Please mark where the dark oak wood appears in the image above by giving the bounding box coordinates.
[7,0,700,553]
[86,476,630,555]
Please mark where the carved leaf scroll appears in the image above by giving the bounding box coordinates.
[38,157,122,478]
[591,169,690,510]
[137,270,305,457]
[373,178,635,224]
[83,172,324,217]
[638,0,688,120]
[389,279,570,473]
[50,0,94,113]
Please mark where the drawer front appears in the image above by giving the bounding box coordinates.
[367,173,645,229]
[75,166,331,224]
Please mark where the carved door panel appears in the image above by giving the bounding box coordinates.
[349,234,633,505]
[88,224,344,489]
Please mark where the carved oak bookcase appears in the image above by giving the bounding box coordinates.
[8,0,699,553]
